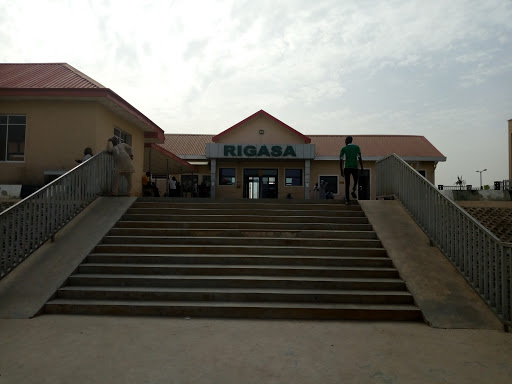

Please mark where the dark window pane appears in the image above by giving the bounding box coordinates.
[0,116,7,124]
[8,115,26,124]
[7,125,26,161]
[285,169,302,186]
[219,168,236,185]
[319,176,338,194]
[0,125,6,160]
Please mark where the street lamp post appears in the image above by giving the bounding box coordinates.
[476,169,487,190]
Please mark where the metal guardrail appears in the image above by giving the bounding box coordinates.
[377,154,512,327]
[0,151,115,279]
[437,185,477,191]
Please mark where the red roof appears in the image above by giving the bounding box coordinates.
[310,135,446,160]
[163,133,446,161]
[161,134,214,156]
[0,63,164,142]
[212,110,312,144]
[0,63,104,88]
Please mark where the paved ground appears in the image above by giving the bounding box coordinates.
[0,198,511,383]
[1,316,511,384]
[457,201,512,243]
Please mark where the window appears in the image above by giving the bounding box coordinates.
[418,170,426,177]
[114,126,132,146]
[319,175,339,195]
[219,168,236,185]
[285,169,302,186]
[1,115,26,162]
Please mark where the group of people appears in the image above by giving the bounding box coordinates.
[80,135,363,202]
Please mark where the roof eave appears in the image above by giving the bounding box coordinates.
[145,143,199,173]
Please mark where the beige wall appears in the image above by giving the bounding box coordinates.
[0,99,146,196]
[216,114,306,145]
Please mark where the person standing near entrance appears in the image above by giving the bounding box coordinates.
[107,136,134,196]
[340,136,363,205]
[169,176,177,197]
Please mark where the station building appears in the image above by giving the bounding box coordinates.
[157,110,446,201]
[1,63,447,201]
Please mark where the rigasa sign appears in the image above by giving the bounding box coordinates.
[206,144,315,159]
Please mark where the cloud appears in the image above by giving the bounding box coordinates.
[0,0,511,185]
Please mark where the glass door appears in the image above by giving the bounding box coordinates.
[243,169,278,199]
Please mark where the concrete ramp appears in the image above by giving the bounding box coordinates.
[360,200,503,330]
[0,197,136,318]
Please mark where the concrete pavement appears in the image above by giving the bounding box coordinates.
[0,316,511,384]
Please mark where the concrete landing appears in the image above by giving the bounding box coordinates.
[0,196,135,318]
[360,200,504,330]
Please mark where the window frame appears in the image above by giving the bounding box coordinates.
[0,114,26,162]
[285,168,303,186]
[219,168,236,186]
[319,175,339,195]
[113,126,132,146]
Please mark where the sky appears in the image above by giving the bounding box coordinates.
[1,0,511,187]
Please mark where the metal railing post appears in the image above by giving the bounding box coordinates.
[376,153,512,327]
[0,151,115,279]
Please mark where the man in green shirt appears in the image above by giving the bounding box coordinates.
[340,136,363,205]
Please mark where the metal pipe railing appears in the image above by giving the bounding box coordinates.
[377,154,511,326]
[0,151,115,279]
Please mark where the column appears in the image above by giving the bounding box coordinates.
[210,158,216,199]
[304,159,310,199]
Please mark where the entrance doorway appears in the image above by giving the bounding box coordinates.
[243,169,278,199]
[358,169,370,200]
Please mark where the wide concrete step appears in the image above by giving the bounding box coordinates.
[93,244,387,257]
[67,274,408,290]
[44,199,422,321]
[115,221,375,231]
[130,201,363,211]
[121,214,370,224]
[126,207,366,217]
[44,299,422,321]
[100,236,382,248]
[85,254,394,267]
[77,263,399,278]
[108,228,379,239]
[54,286,415,304]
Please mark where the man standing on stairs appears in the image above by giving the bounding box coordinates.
[107,136,135,196]
[340,136,363,205]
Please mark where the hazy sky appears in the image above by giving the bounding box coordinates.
[1,0,511,187]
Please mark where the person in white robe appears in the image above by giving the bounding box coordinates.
[107,137,134,196]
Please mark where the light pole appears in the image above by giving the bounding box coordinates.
[476,169,487,190]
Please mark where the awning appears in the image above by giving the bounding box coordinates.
[144,143,199,175]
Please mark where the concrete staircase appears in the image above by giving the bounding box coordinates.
[45,199,422,321]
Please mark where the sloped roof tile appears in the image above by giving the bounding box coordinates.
[310,135,446,159]
[162,133,446,161]
[0,63,104,88]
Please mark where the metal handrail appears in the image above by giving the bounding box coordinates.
[0,151,115,279]
[377,153,511,326]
